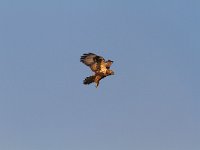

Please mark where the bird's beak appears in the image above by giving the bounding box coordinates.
[108,60,114,63]
[111,71,114,75]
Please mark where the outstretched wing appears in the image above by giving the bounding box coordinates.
[80,53,105,72]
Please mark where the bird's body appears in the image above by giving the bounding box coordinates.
[80,53,114,87]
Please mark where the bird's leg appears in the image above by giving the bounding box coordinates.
[95,76,100,88]
[106,69,114,75]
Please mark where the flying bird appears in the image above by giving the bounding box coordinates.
[80,53,114,87]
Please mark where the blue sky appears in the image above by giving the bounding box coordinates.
[0,0,200,150]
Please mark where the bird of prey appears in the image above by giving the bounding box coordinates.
[80,53,114,87]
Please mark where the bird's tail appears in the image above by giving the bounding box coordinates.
[83,76,95,85]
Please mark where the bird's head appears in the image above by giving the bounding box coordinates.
[106,60,114,69]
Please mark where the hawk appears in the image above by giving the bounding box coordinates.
[80,53,114,87]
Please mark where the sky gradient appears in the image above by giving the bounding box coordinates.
[0,0,200,150]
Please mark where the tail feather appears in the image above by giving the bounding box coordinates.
[83,76,95,85]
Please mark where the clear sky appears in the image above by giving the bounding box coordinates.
[0,0,200,150]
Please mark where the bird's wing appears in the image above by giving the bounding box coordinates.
[80,53,105,72]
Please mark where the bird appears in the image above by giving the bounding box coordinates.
[80,53,114,87]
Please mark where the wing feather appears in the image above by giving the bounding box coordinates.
[80,53,105,72]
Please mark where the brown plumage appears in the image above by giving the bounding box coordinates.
[80,53,114,87]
